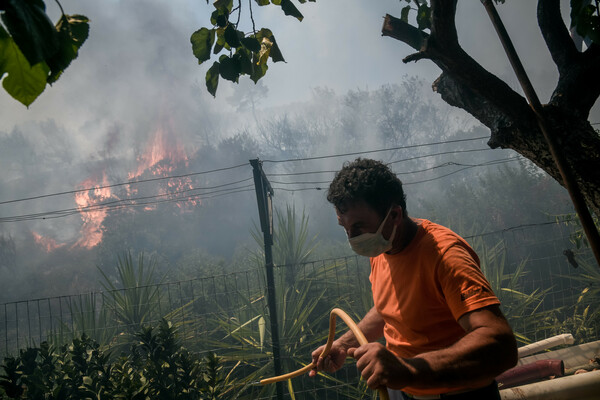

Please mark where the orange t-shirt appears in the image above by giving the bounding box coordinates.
[369,219,500,396]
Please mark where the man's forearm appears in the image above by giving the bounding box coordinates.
[337,306,385,349]
[392,313,518,390]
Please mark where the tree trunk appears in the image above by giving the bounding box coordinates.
[381,0,600,217]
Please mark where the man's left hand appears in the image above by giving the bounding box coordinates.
[348,342,411,390]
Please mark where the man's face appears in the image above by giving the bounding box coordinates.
[336,200,391,239]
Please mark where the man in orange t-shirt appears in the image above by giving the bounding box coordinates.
[309,158,517,399]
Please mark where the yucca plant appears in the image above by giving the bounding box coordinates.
[251,204,319,287]
[192,255,376,399]
[472,237,550,345]
[551,213,600,341]
[547,258,600,343]
[98,252,166,333]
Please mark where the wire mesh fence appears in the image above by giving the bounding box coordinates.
[0,220,598,399]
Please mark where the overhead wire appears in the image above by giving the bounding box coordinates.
[269,156,522,190]
[261,136,489,163]
[0,178,255,223]
[0,163,249,206]
[1,135,517,222]
[0,150,519,222]
[1,136,491,207]
[264,147,497,177]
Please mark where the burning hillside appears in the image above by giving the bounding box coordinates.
[33,122,199,252]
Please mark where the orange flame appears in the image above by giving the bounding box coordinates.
[128,123,200,211]
[70,121,200,248]
[32,231,66,252]
[129,125,189,179]
[73,172,112,249]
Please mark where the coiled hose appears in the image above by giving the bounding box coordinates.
[260,307,390,400]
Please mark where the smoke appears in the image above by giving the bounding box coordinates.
[0,0,588,302]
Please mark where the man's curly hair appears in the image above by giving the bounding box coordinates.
[327,158,407,217]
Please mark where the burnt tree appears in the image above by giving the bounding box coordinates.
[382,0,600,216]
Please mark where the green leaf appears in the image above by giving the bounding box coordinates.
[280,0,304,21]
[190,27,215,64]
[236,49,253,75]
[219,55,241,82]
[46,14,90,84]
[224,24,241,48]
[572,3,600,44]
[250,56,267,83]
[240,36,261,53]
[269,35,285,62]
[254,0,270,4]
[0,26,48,107]
[1,0,58,66]
[214,28,226,54]
[214,0,234,12]
[210,9,229,27]
[416,4,431,30]
[401,5,410,23]
[255,29,285,65]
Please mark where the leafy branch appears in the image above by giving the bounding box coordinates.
[0,0,89,106]
[191,0,314,97]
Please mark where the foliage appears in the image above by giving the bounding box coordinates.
[255,205,319,286]
[50,291,117,350]
[194,258,370,399]
[554,212,600,250]
[540,286,598,344]
[474,237,550,345]
[571,0,600,43]
[192,0,315,96]
[98,252,166,333]
[546,252,600,343]
[0,0,89,106]
[2,0,599,106]
[0,319,227,399]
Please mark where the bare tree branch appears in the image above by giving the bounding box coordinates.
[382,4,530,128]
[381,13,427,52]
[537,0,579,73]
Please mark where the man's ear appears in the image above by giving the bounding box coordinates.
[390,205,403,225]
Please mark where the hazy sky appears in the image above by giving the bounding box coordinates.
[0,0,593,246]
[0,1,583,132]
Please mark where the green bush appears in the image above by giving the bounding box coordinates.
[0,319,225,400]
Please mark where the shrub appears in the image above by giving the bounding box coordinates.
[0,319,225,400]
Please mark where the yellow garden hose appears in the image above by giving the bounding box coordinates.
[260,307,390,400]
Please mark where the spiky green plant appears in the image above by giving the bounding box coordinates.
[191,255,373,399]
[472,237,550,345]
[97,252,166,333]
[251,204,319,286]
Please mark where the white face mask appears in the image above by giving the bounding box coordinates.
[348,208,397,257]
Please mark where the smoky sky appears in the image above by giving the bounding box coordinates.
[0,1,594,269]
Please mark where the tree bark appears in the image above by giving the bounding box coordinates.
[381,0,600,217]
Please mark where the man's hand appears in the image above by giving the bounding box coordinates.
[308,341,348,377]
[349,342,412,390]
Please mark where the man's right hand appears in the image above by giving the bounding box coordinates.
[308,341,348,377]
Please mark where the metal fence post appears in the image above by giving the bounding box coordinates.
[250,158,284,400]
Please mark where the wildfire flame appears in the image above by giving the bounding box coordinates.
[73,172,113,249]
[35,121,199,252]
[32,231,66,252]
[128,123,199,211]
